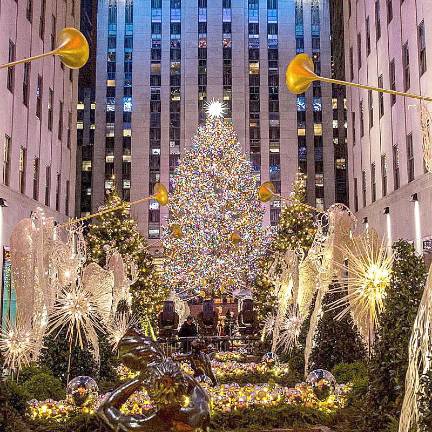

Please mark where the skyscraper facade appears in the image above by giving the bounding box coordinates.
[90,0,338,252]
[0,0,80,325]
[344,0,432,255]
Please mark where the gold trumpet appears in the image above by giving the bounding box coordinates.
[60,182,169,227]
[258,181,321,212]
[286,53,432,102]
[0,28,89,70]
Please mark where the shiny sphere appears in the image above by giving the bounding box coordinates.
[261,352,279,365]
[66,376,99,407]
[306,369,337,401]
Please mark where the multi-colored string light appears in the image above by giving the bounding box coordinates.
[163,103,267,296]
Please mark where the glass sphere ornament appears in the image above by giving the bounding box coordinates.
[261,352,279,365]
[66,376,99,407]
[306,369,337,401]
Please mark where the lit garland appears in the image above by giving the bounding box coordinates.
[163,104,267,296]
[27,382,350,423]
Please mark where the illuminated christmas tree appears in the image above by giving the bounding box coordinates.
[163,101,266,297]
[255,174,317,321]
[86,189,167,326]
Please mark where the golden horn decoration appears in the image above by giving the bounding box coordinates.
[230,230,242,245]
[258,181,276,203]
[153,183,169,206]
[0,28,89,70]
[286,53,317,95]
[60,183,169,227]
[286,53,432,102]
[170,223,183,239]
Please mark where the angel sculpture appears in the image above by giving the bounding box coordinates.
[97,328,211,432]
[173,339,218,387]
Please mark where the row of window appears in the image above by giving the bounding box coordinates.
[350,13,426,83]
[353,134,416,212]
[3,135,70,214]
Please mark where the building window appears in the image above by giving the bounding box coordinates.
[362,171,367,207]
[352,111,356,145]
[23,63,30,107]
[40,0,46,39]
[368,90,373,129]
[392,144,400,190]
[19,147,26,194]
[371,163,376,202]
[386,0,392,23]
[36,76,43,119]
[381,154,387,197]
[357,33,362,69]
[33,158,39,200]
[26,0,33,22]
[3,135,11,186]
[48,88,53,131]
[67,111,72,148]
[65,180,70,216]
[378,74,384,117]
[366,17,371,56]
[51,15,56,51]
[7,40,15,92]
[45,165,51,206]
[58,101,63,140]
[349,46,354,80]
[418,21,427,76]
[406,133,414,182]
[375,0,381,40]
[55,173,61,211]
[354,177,359,212]
[389,59,396,105]
[360,100,364,137]
[402,42,410,91]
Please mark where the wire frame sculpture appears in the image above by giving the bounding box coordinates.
[419,103,432,173]
[399,263,432,432]
[330,229,393,352]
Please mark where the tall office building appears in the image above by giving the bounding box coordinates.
[91,0,337,252]
[0,0,80,325]
[344,0,432,255]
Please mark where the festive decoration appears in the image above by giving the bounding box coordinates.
[66,376,99,407]
[163,102,266,297]
[303,204,356,375]
[106,313,138,352]
[0,27,89,70]
[306,369,337,401]
[309,285,366,372]
[278,305,304,353]
[367,241,426,431]
[330,229,392,350]
[87,188,166,327]
[0,317,38,373]
[205,99,227,118]
[97,328,211,432]
[419,103,432,174]
[258,181,276,203]
[286,52,432,102]
[255,174,316,322]
[399,260,432,432]
[262,352,280,365]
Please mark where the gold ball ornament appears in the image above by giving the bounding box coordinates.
[230,230,242,245]
[170,224,183,238]
[153,183,169,206]
[258,182,276,203]
[56,28,89,69]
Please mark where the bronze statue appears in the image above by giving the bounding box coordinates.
[97,328,210,432]
[174,339,218,387]
[197,300,218,336]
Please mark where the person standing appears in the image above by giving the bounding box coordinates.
[178,315,198,353]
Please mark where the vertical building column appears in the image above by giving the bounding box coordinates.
[93,0,109,211]
[278,0,298,196]
[131,0,151,233]
[207,0,223,101]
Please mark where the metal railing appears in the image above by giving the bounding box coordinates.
[157,335,261,357]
